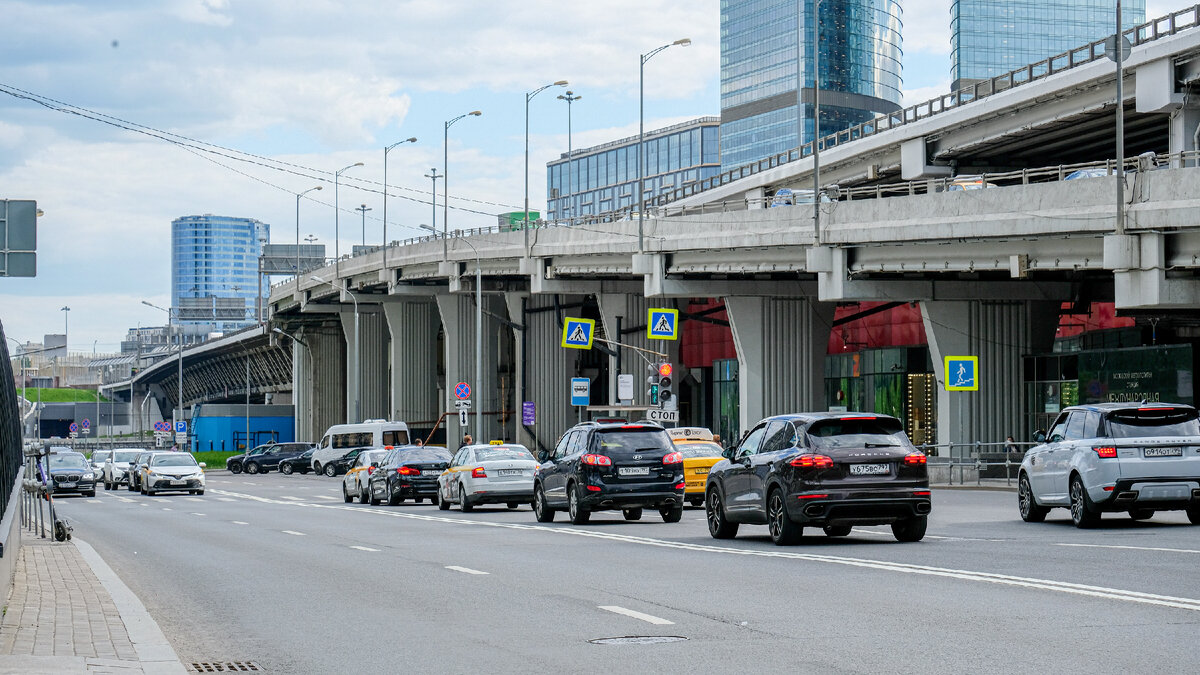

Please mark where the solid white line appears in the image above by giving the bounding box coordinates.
[598,605,674,625]
[281,530,306,536]
[445,565,489,575]
[350,546,380,552]
[217,497,237,502]
[232,521,249,525]
[1057,543,1200,555]
[207,488,1200,614]
[279,496,305,501]
[313,495,339,501]
[190,513,206,517]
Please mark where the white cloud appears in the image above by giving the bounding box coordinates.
[904,0,953,55]
[903,80,953,106]
[173,0,234,27]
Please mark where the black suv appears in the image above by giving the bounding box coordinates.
[227,442,312,474]
[533,422,685,524]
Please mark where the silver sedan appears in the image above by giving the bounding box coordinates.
[437,444,537,512]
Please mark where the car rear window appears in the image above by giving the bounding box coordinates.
[1107,408,1200,439]
[592,429,674,456]
[397,448,452,464]
[806,417,908,449]
[675,441,723,459]
[113,451,139,462]
[476,447,534,461]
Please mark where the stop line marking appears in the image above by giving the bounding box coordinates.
[598,605,673,625]
[445,565,488,575]
[209,488,1200,614]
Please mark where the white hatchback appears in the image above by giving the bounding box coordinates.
[437,444,537,512]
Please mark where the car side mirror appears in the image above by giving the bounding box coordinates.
[1033,432,1046,443]
[537,451,549,463]
[1049,433,1063,443]
[199,462,207,469]
[721,447,733,460]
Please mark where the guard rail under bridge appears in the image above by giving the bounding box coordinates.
[132,325,292,422]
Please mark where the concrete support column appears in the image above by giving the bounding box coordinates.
[922,300,1059,455]
[339,308,389,423]
[724,296,834,434]
[1169,106,1200,166]
[597,293,679,410]
[383,299,440,429]
[1108,233,1200,309]
[293,322,345,443]
[436,294,505,447]
[505,293,579,454]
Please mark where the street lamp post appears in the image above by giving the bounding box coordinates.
[421,225,482,442]
[355,204,372,247]
[525,80,568,256]
[1115,0,1127,235]
[334,162,365,279]
[638,39,691,253]
[557,90,582,223]
[295,186,323,279]
[443,111,482,260]
[272,327,309,442]
[60,306,70,387]
[425,168,443,243]
[141,300,183,438]
[805,0,826,244]
[383,137,418,262]
[310,276,360,424]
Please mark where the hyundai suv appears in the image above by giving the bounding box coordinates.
[533,422,685,524]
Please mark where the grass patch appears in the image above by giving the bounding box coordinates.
[16,388,109,403]
[193,451,240,469]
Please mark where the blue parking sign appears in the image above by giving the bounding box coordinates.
[647,308,679,340]
[175,420,188,433]
[944,356,979,391]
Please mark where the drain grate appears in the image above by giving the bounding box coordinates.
[189,662,262,673]
[589,636,688,645]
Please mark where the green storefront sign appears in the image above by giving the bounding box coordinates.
[1078,344,1193,405]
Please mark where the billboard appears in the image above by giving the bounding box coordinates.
[1,199,38,277]
[260,244,325,274]
[497,211,540,231]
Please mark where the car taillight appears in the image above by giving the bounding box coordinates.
[913,490,931,496]
[397,466,421,475]
[472,466,487,478]
[663,452,683,464]
[796,493,828,500]
[903,453,928,466]
[586,485,602,492]
[790,454,833,469]
[581,454,612,466]
[1093,446,1117,458]
[674,482,685,490]
[367,467,374,474]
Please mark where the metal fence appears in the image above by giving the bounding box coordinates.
[918,440,1035,487]
[1,321,23,517]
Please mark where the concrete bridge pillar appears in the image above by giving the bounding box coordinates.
[505,293,580,455]
[292,322,345,443]
[922,300,1059,455]
[436,294,506,447]
[339,308,389,423]
[383,298,440,429]
[723,296,834,435]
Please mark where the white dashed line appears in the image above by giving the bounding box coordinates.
[1057,543,1200,555]
[313,495,339,501]
[217,497,237,502]
[281,530,306,536]
[350,546,380,552]
[598,605,674,625]
[185,497,204,502]
[445,565,489,575]
[161,508,173,511]
[115,497,135,503]
[232,521,249,525]
[279,496,305,501]
[243,482,258,485]
[190,513,206,517]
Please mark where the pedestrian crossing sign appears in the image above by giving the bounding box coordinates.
[561,317,595,349]
[647,308,679,340]
[944,356,979,391]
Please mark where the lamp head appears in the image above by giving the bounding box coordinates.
[314,186,323,191]
[406,137,417,143]
[469,110,482,116]
[309,275,322,283]
[419,224,436,233]
[674,38,692,47]
[553,80,568,87]
[353,162,364,167]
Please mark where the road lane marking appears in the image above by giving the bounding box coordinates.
[445,565,488,575]
[598,606,673,625]
[207,488,1200,614]
[281,530,306,536]
[232,521,249,525]
[190,513,206,517]
[279,496,305,501]
[1056,543,1200,555]
[116,497,135,503]
[185,497,203,502]
[139,503,148,507]
[313,495,339,501]
[161,508,172,511]
[217,498,237,502]
[243,482,258,485]
[350,546,380,552]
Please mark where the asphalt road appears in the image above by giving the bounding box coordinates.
[53,472,1200,674]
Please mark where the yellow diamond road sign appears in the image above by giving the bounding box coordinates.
[561,317,595,349]
[647,308,679,340]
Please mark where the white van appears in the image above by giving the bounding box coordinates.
[311,420,411,473]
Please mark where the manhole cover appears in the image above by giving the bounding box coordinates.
[588,636,689,645]
[189,663,262,673]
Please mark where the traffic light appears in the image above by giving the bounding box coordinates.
[658,362,675,410]
[646,361,661,405]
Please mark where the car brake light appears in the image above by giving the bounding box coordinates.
[586,485,602,492]
[663,451,683,464]
[472,466,486,478]
[674,482,685,490]
[397,466,421,475]
[903,453,927,465]
[581,454,612,466]
[1093,446,1118,458]
[797,493,828,499]
[913,490,931,496]
[367,466,374,474]
[839,416,876,421]
[790,454,834,469]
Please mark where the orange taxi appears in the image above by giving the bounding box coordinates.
[667,427,725,507]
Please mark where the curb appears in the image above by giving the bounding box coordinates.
[73,538,188,675]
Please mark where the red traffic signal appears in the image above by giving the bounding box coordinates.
[657,363,673,377]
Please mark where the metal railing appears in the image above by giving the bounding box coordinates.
[918,441,1037,487]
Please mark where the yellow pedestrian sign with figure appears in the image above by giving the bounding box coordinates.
[647,308,679,340]
[944,356,979,391]
[561,317,595,349]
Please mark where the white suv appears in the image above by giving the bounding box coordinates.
[1019,403,1200,528]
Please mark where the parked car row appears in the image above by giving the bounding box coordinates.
[226,442,314,474]
[97,448,207,496]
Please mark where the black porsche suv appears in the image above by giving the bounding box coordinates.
[533,422,685,524]
[704,413,931,545]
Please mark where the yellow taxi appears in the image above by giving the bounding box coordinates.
[667,427,725,507]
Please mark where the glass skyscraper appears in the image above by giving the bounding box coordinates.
[952,0,1145,90]
[171,214,269,336]
[546,117,722,219]
[720,0,903,171]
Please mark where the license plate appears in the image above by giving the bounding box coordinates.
[693,467,710,475]
[497,469,522,476]
[171,480,186,486]
[618,466,650,476]
[849,463,890,476]
[422,470,441,476]
[1143,447,1183,457]
[61,482,75,488]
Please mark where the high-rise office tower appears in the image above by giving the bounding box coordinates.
[720,0,904,171]
[952,0,1146,90]
[171,214,270,336]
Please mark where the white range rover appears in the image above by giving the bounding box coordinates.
[1019,402,1200,528]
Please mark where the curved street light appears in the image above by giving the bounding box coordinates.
[383,137,418,260]
[524,80,568,256]
[295,186,322,280]
[334,162,365,279]
[557,90,582,223]
[638,39,691,253]
[443,111,482,261]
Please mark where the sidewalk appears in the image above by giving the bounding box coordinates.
[0,537,187,674]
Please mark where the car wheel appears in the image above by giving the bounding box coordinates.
[533,484,555,523]
[196,490,204,496]
[459,486,473,513]
[689,497,703,508]
[324,464,337,478]
[622,507,643,521]
[342,484,352,503]
[1129,508,1154,521]
[245,462,260,475]
[359,482,370,504]
[128,480,136,491]
[437,487,450,510]
[567,483,590,525]
[1069,475,1101,529]
[230,464,242,474]
[369,484,381,506]
[706,489,739,539]
[84,490,96,498]
[1018,475,1049,523]
[1187,507,1200,525]
[659,505,683,523]
[767,488,802,545]
[280,464,294,475]
[823,525,852,537]
[892,515,928,542]
[103,480,110,490]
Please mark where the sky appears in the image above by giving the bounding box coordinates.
[0,0,1176,352]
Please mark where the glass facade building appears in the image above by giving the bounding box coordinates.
[720,0,903,171]
[171,214,270,335]
[545,117,722,220]
[952,0,1145,90]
